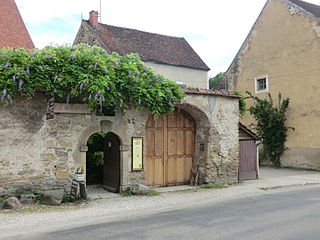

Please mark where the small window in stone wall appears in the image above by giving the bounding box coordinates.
[255,76,268,93]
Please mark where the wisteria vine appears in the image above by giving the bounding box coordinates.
[0,44,185,117]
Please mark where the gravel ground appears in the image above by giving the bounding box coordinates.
[0,183,286,239]
[1,177,319,239]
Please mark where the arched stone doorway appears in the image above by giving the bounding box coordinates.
[145,109,196,186]
[86,131,121,193]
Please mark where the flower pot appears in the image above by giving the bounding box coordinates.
[73,173,85,181]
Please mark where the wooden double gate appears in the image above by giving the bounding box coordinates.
[146,110,195,186]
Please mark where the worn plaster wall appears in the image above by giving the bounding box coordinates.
[180,94,239,184]
[226,0,320,169]
[145,62,208,89]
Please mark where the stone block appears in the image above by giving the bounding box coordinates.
[45,153,57,161]
[20,193,36,204]
[3,197,22,209]
[58,140,73,148]
[55,150,68,159]
[40,189,64,206]
[129,183,149,195]
[56,170,70,180]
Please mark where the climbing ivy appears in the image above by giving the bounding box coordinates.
[246,91,294,167]
[233,91,246,117]
[0,44,185,117]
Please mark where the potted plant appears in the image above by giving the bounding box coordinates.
[73,167,85,181]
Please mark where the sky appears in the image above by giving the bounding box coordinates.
[16,0,320,77]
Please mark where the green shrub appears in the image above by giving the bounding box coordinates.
[62,194,72,203]
[120,187,133,197]
[92,152,104,167]
[35,194,44,203]
[246,92,294,167]
[233,91,246,117]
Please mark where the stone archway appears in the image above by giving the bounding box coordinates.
[84,131,121,192]
[176,103,212,184]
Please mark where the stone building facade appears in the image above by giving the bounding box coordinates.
[225,0,320,169]
[0,90,239,196]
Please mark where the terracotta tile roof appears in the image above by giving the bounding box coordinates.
[184,88,239,98]
[0,0,34,50]
[288,0,320,18]
[239,122,260,140]
[84,20,210,71]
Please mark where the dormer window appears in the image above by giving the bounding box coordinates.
[255,76,268,93]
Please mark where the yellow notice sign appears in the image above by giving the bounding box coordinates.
[132,137,143,171]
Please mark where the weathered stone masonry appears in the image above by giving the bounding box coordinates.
[0,92,239,196]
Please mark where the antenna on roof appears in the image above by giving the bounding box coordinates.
[99,0,102,22]
[81,12,83,20]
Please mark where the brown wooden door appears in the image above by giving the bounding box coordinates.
[239,140,258,180]
[146,110,195,186]
[103,132,120,192]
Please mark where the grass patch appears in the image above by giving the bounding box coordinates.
[146,189,160,196]
[168,188,200,193]
[200,184,227,189]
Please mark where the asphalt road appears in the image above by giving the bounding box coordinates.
[6,186,320,240]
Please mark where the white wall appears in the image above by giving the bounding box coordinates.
[145,62,208,89]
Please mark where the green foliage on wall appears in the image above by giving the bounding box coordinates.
[246,92,294,167]
[0,44,185,117]
[232,91,246,117]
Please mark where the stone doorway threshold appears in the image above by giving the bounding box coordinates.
[86,185,120,200]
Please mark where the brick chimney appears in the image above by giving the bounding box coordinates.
[89,10,99,27]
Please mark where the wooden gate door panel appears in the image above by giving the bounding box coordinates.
[146,110,195,187]
[146,117,165,186]
[103,133,120,192]
[166,157,176,185]
[176,157,185,183]
[154,158,164,186]
[239,140,257,181]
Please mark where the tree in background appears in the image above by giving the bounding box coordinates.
[209,72,225,89]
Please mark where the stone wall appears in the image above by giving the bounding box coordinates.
[0,93,239,197]
[180,94,239,184]
[0,97,150,196]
